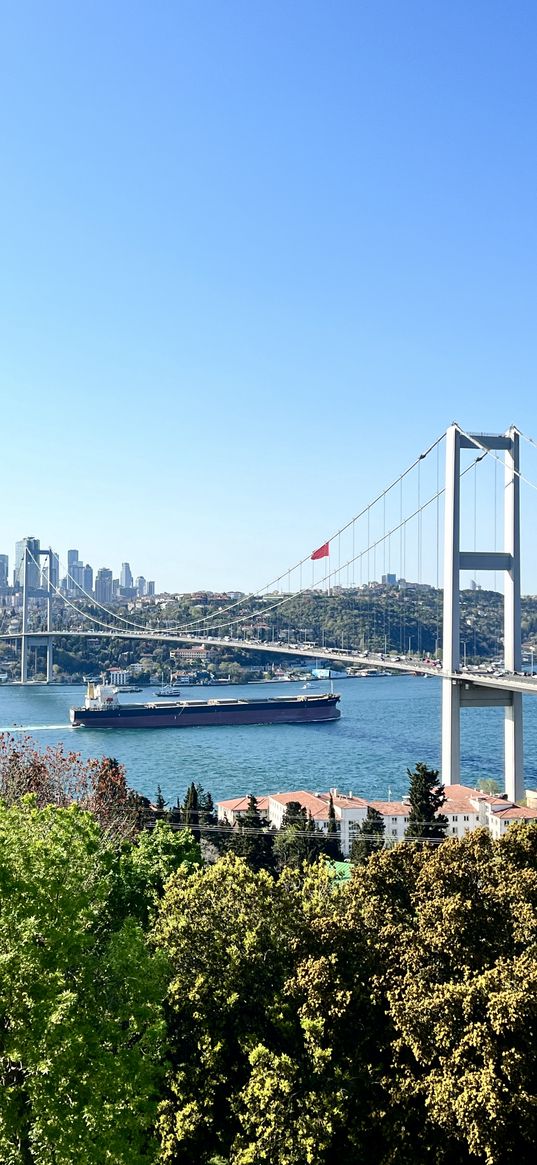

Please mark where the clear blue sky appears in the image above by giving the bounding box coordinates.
[1,0,537,592]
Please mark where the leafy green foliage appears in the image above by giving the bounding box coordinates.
[0,797,166,1164]
[152,855,378,1165]
[115,820,202,926]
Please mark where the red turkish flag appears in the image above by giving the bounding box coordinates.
[311,541,329,561]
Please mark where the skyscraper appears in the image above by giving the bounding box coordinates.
[83,564,94,595]
[0,555,8,589]
[14,537,41,590]
[67,549,79,591]
[67,560,83,593]
[146,580,155,596]
[120,562,133,589]
[135,576,146,596]
[95,568,113,604]
[50,552,60,590]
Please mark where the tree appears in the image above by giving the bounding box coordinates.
[152,855,379,1165]
[182,781,200,839]
[477,777,501,794]
[155,784,167,812]
[228,794,275,872]
[0,736,140,840]
[350,806,385,863]
[0,796,166,1164]
[115,819,202,927]
[404,762,448,843]
[325,792,342,860]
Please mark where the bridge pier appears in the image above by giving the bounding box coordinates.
[441,679,461,784]
[442,425,524,799]
[21,549,29,684]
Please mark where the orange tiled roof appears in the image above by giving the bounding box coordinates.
[269,791,330,820]
[443,783,481,798]
[493,805,537,820]
[317,793,369,809]
[368,801,408,816]
[217,796,269,812]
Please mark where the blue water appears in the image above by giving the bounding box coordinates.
[1,678,536,803]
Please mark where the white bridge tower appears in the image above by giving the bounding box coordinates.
[442,425,523,801]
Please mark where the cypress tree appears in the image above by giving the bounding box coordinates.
[326,793,343,860]
[404,762,448,844]
[183,782,200,839]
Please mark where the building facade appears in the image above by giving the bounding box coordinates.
[216,783,537,857]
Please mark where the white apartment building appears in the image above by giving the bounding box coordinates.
[216,782,537,857]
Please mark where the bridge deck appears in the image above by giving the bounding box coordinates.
[2,630,537,694]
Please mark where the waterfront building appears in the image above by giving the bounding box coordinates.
[95,568,113,604]
[216,796,270,826]
[14,537,41,590]
[109,667,130,686]
[216,783,537,857]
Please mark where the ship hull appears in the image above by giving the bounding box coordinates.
[70,694,341,729]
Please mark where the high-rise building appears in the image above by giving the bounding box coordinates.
[49,552,60,590]
[120,562,133,589]
[146,580,155,596]
[0,554,8,589]
[70,560,84,593]
[95,568,113,604]
[14,537,41,590]
[83,564,94,595]
[135,575,146,596]
[66,549,79,591]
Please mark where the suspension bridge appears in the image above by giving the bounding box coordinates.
[2,423,537,801]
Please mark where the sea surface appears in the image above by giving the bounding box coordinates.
[1,677,536,804]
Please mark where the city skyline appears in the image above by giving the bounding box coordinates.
[0,536,155,601]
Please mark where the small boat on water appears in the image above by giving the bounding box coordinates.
[70,683,341,729]
[154,684,182,698]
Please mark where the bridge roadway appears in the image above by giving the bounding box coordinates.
[2,629,537,695]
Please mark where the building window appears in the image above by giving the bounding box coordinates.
[452,815,458,822]
[391,829,398,837]
[404,817,409,823]
[452,827,458,834]
[391,817,397,823]
[464,815,469,821]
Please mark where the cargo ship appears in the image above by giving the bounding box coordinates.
[70,683,341,729]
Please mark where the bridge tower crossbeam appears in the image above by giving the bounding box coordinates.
[442,424,523,800]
